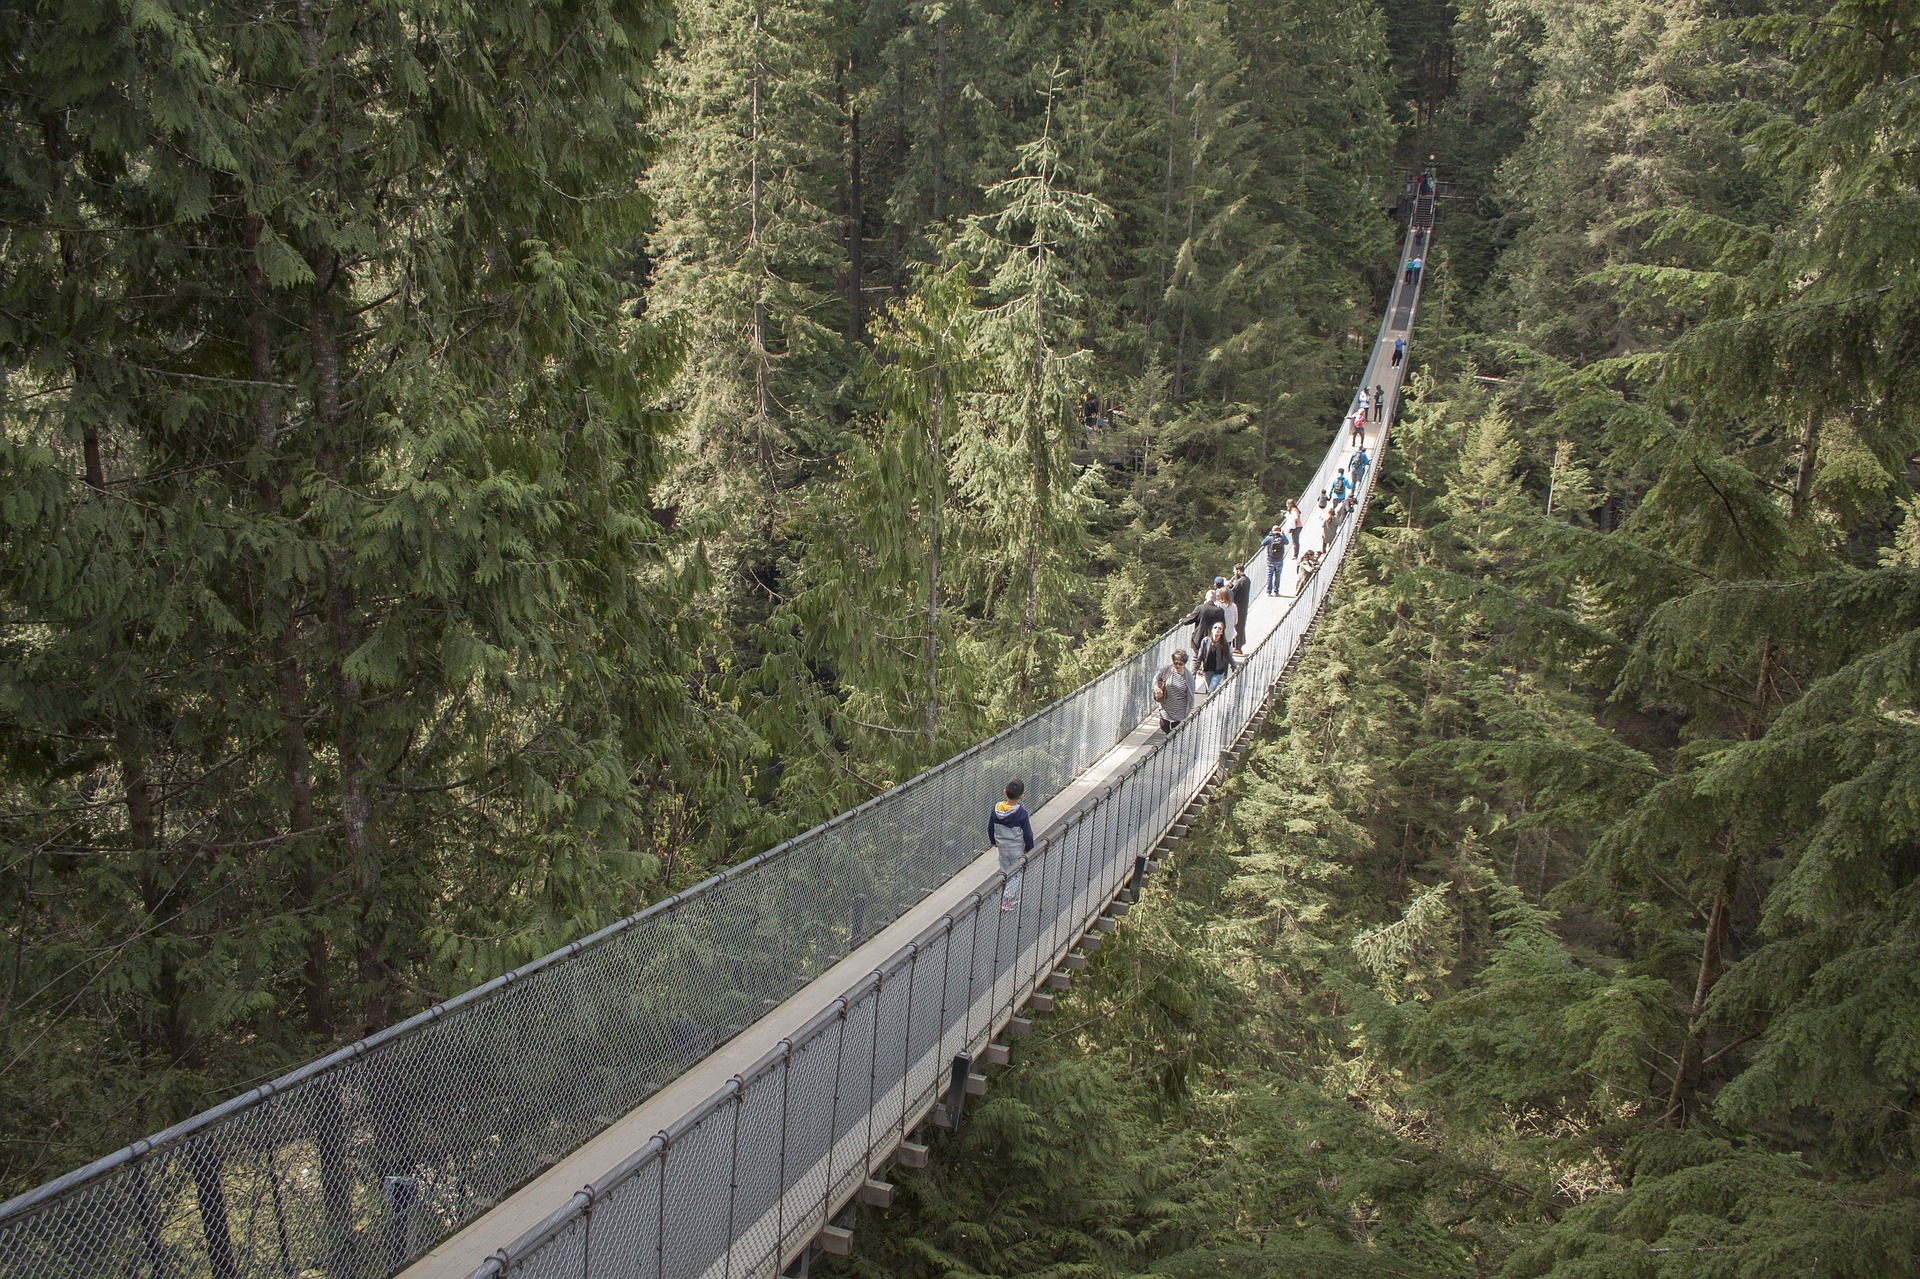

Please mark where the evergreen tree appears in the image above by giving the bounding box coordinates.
[953,69,1110,689]
[646,0,852,543]
[0,0,739,1187]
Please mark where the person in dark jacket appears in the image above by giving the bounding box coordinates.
[990,779,1035,909]
[1196,622,1232,692]
[1182,590,1226,654]
[1228,564,1252,654]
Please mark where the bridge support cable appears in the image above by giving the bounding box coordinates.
[0,228,1429,1279]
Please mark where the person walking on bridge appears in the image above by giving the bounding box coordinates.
[1153,651,1195,735]
[1216,586,1238,663]
[1288,500,1304,558]
[991,779,1035,910]
[1196,622,1232,693]
[1392,337,1405,368]
[1404,256,1423,285]
[1182,589,1226,655]
[1228,563,1252,654]
[1351,445,1371,491]
[1260,524,1288,595]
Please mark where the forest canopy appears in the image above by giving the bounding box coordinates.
[3,0,1919,1273]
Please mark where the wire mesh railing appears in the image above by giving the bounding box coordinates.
[0,228,1424,1279]
[0,642,1189,1279]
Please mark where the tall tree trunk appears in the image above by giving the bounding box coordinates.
[1665,637,1774,1123]
[1171,91,1201,403]
[1021,95,1057,644]
[245,213,331,1039]
[1790,406,1820,521]
[1155,18,1183,318]
[933,8,949,223]
[309,249,381,1033]
[1665,841,1737,1124]
[846,101,865,344]
[924,367,943,749]
[749,0,777,501]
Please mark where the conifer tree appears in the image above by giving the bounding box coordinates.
[954,69,1109,686]
[0,0,736,1184]
[646,0,851,542]
[786,263,985,773]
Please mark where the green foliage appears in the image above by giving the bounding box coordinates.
[0,0,755,1190]
[827,1,1920,1266]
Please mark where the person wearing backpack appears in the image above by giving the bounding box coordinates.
[1153,650,1195,735]
[990,779,1035,910]
[1260,524,1288,595]
[1330,469,1350,508]
[1351,445,1371,490]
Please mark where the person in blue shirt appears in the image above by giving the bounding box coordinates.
[1330,469,1350,508]
[990,779,1035,910]
[1404,256,1424,284]
[1350,446,1371,489]
[1392,337,1406,368]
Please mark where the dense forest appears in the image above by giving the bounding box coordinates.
[3,0,1917,1272]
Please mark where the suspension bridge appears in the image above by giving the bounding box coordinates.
[1,208,1436,1279]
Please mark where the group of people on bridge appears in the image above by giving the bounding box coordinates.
[1148,400,1379,741]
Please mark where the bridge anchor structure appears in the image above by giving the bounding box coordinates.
[1,220,1432,1279]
